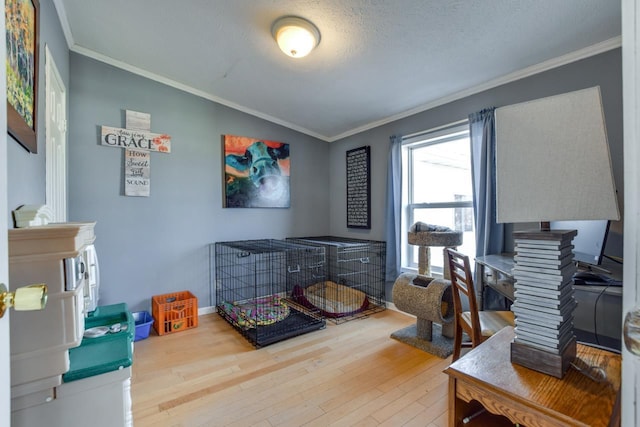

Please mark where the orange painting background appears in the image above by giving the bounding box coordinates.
[224,135,290,176]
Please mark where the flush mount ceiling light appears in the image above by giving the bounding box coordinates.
[271,16,320,58]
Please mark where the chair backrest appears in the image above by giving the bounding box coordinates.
[445,248,482,344]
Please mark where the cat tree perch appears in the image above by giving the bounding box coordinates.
[407,223,463,279]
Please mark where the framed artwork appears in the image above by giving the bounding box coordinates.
[223,134,290,208]
[6,0,39,153]
[346,146,371,229]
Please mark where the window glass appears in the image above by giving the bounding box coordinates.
[401,123,476,275]
[411,137,472,204]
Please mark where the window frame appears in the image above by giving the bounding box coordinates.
[401,121,473,275]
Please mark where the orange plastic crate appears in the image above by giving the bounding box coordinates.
[151,291,198,335]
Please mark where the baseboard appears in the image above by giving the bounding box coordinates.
[387,302,400,312]
[387,302,416,318]
[198,305,216,316]
[199,303,400,317]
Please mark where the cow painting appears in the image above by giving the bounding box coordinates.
[223,135,290,208]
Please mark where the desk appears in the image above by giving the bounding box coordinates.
[444,326,621,427]
[474,253,623,349]
[474,253,515,309]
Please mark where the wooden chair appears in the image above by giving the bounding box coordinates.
[445,248,515,361]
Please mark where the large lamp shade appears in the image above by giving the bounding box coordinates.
[496,86,619,224]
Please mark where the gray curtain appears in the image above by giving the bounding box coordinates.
[385,135,402,281]
[469,108,504,256]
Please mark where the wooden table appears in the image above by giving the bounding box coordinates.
[444,326,621,427]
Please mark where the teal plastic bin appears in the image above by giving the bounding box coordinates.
[63,303,134,382]
[85,303,135,340]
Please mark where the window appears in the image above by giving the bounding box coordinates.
[401,122,476,276]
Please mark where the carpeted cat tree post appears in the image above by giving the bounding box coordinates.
[391,274,455,358]
[390,224,463,358]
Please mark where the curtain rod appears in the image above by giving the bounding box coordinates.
[402,118,468,140]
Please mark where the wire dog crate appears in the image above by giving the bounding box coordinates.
[213,239,326,347]
[286,236,386,323]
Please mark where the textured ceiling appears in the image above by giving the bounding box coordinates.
[55,0,621,141]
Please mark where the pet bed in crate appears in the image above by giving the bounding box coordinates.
[292,281,369,318]
[218,295,290,329]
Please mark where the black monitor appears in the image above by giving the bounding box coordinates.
[549,220,610,266]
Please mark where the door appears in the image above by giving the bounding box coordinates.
[0,0,10,422]
[45,45,67,222]
[1,142,8,425]
[622,0,640,424]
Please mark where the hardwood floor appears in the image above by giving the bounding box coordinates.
[131,309,451,427]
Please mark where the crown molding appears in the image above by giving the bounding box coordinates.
[70,45,331,142]
[52,0,74,49]
[53,0,621,145]
[328,36,622,142]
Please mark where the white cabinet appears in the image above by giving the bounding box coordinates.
[8,223,96,400]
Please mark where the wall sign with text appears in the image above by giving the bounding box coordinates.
[100,110,171,197]
[346,146,371,229]
[101,125,171,153]
[125,149,150,197]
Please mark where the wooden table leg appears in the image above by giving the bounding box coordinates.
[448,377,460,427]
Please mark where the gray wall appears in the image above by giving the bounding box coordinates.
[7,0,69,224]
[15,6,624,313]
[68,54,330,312]
[329,48,624,260]
[329,48,623,299]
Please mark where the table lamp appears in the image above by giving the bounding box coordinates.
[495,86,620,378]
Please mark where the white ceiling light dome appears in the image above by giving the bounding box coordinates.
[272,16,321,59]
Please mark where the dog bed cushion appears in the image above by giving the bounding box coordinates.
[219,295,289,329]
[292,281,369,318]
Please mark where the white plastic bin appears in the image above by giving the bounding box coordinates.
[11,367,132,427]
